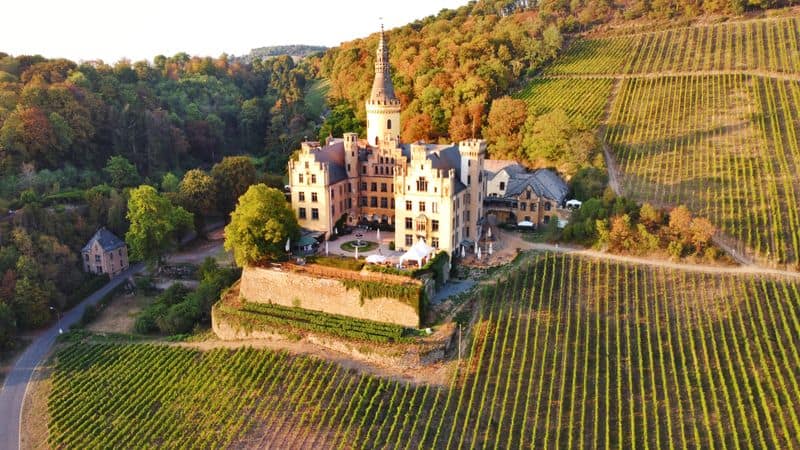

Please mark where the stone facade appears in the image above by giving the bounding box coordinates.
[81,227,129,278]
[238,265,421,328]
[287,28,489,256]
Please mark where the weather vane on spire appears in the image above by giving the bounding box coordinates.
[379,17,384,32]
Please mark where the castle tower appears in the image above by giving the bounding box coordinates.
[343,132,359,179]
[366,25,401,147]
[459,139,487,241]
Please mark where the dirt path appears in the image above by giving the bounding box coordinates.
[541,69,800,82]
[175,338,451,386]
[501,230,800,279]
[598,77,624,195]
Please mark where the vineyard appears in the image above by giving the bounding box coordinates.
[544,16,800,75]
[515,77,613,127]
[605,74,800,265]
[48,253,800,448]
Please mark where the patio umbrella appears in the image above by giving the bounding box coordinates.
[377,228,381,242]
[461,245,466,258]
[325,241,329,256]
[285,238,290,252]
[355,245,359,260]
[334,227,338,236]
[477,247,482,260]
[489,242,493,255]
[474,241,478,254]
[487,227,492,239]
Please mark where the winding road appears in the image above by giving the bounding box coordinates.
[0,263,143,450]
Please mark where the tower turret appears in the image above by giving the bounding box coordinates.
[366,25,401,147]
[344,132,359,179]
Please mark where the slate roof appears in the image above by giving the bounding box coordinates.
[309,140,348,184]
[483,159,525,177]
[504,169,568,203]
[82,227,126,253]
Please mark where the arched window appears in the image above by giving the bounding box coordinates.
[387,119,392,130]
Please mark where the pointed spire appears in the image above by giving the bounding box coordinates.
[370,23,397,104]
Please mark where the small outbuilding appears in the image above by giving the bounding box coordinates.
[81,227,129,278]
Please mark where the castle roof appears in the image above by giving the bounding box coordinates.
[82,227,126,253]
[369,26,398,104]
[484,160,527,180]
[305,139,348,184]
[504,169,568,203]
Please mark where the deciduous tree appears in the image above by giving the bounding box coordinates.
[125,185,193,265]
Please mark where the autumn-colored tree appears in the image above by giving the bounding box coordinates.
[689,216,716,253]
[668,205,693,242]
[639,202,663,231]
[483,97,528,160]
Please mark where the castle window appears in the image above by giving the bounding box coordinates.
[380,198,388,208]
[391,199,395,209]
[431,238,439,248]
[499,181,505,191]
[375,136,379,145]
[362,166,367,174]
[416,177,428,192]
[305,162,309,169]
[360,197,368,206]
[298,192,305,202]
[432,220,439,232]
[387,119,392,130]
[431,202,438,213]
[405,235,413,246]
[381,183,387,192]
[545,202,552,211]
[416,220,426,232]
[520,203,526,211]
[405,201,412,211]
[405,218,413,230]
[531,203,537,211]
[347,164,351,172]
[371,183,377,192]
[330,188,334,199]
[370,197,378,207]
[311,174,317,184]
[544,215,550,223]
[361,182,367,191]
[299,174,304,183]
[467,175,471,185]
[311,192,318,202]
[419,201,426,212]
[331,205,336,215]
[311,208,319,220]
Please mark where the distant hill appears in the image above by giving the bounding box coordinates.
[236,45,328,63]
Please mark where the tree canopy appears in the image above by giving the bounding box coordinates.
[224,184,299,267]
[125,185,193,265]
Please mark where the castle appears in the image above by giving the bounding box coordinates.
[287,27,487,256]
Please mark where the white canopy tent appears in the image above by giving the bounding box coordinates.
[400,239,435,268]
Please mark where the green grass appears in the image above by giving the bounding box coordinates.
[304,78,330,118]
[340,240,379,253]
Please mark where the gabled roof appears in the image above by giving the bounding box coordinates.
[307,140,348,184]
[504,169,568,203]
[82,227,125,253]
[483,159,524,174]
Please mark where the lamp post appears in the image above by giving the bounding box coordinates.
[50,306,63,335]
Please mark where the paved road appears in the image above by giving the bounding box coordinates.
[0,263,143,450]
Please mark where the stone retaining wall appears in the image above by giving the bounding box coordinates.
[239,265,421,328]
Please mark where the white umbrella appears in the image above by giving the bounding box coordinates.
[285,238,291,252]
[461,246,466,258]
[354,245,359,260]
[325,241,329,256]
[377,228,381,242]
[477,247,482,260]
[474,241,478,254]
[487,227,492,239]
[489,242,493,255]
[334,227,338,236]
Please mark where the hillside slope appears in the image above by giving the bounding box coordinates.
[521,14,800,269]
